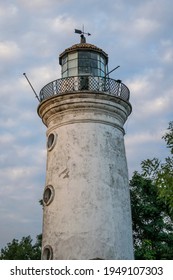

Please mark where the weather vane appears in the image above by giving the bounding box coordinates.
[74,26,91,43]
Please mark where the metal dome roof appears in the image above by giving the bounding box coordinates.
[59,42,108,65]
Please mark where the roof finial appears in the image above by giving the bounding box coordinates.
[80,34,86,43]
[74,28,91,43]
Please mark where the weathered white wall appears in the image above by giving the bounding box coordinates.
[38,92,134,259]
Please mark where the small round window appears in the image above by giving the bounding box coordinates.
[42,245,53,260]
[47,133,56,151]
[43,185,54,206]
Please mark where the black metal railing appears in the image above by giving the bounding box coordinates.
[39,76,130,102]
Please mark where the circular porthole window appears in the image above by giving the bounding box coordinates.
[42,245,53,260]
[43,185,55,206]
[47,132,57,151]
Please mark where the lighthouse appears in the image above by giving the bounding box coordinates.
[38,31,134,260]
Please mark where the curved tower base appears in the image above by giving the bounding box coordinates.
[38,92,133,260]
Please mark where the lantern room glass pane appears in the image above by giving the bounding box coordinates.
[101,62,105,71]
[69,68,77,76]
[91,52,97,60]
[100,55,105,63]
[62,55,67,65]
[62,63,67,72]
[62,71,68,77]
[68,52,78,60]
[79,51,90,59]
[91,68,99,76]
[79,67,90,74]
[79,59,90,67]
[100,70,105,77]
[69,59,77,68]
[91,60,97,68]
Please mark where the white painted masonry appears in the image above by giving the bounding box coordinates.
[38,91,134,259]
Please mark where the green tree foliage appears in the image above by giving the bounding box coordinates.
[130,122,173,259]
[130,172,173,259]
[141,122,173,214]
[0,234,41,260]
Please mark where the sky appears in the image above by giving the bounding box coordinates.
[0,0,173,250]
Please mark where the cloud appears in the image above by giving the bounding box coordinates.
[16,0,60,11]
[129,73,173,121]
[0,41,21,62]
[160,41,173,64]
[30,65,61,88]
[132,18,160,37]
[0,168,36,188]
[142,95,172,117]
[162,49,173,64]
[0,133,15,145]
[48,15,77,34]
[0,3,18,18]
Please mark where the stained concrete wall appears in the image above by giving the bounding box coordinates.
[38,92,134,259]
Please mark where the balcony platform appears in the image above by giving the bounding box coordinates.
[39,76,130,102]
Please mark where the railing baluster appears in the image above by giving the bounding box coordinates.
[39,76,130,102]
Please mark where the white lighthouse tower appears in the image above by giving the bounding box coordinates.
[38,32,134,260]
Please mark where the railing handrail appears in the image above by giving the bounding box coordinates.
[39,76,130,102]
